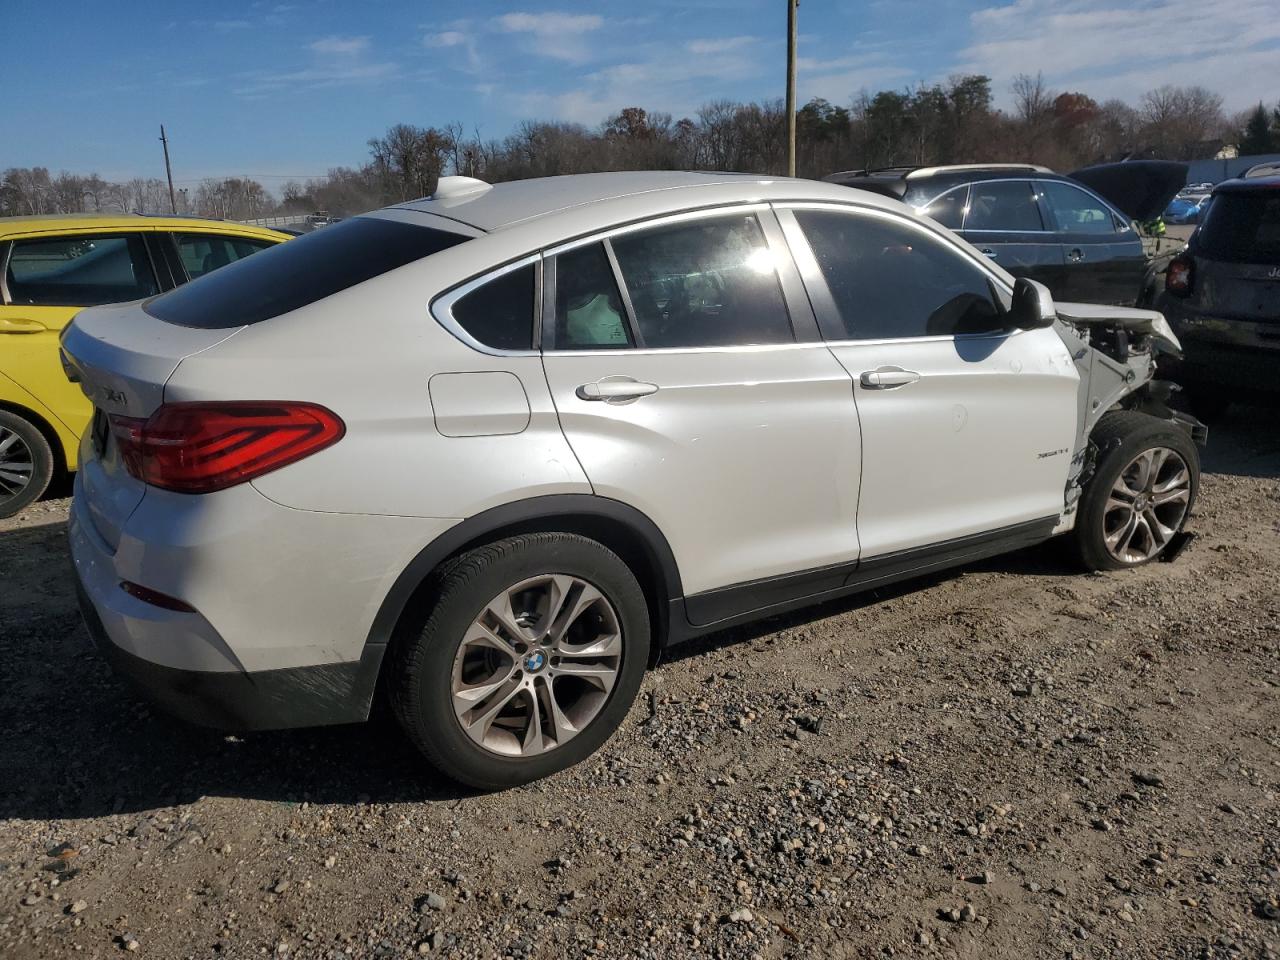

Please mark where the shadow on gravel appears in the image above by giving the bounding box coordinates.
[0,524,473,822]
[1196,403,1280,479]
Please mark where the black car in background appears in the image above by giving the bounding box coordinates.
[1157,175,1280,414]
[825,161,1187,307]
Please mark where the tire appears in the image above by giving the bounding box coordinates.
[0,410,54,520]
[388,532,651,789]
[1072,411,1199,572]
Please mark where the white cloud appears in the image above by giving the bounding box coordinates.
[687,36,756,55]
[494,12,604,35]
[425,31,467,48]
[957,0,1280,109]
[492,11,605,63]
[309,35,371,56]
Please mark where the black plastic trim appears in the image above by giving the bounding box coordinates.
[678,516,1057,635]
[77,581,381,730]
[364,494,684,651]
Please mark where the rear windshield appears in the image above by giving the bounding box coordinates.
[145,217,471,328]
[1195,192,1280,265]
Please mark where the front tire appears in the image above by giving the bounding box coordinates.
[1072,411,1199,571]
[388,532,651,789]
[0,410,54,519]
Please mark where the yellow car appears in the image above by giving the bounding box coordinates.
[0,214,288,516]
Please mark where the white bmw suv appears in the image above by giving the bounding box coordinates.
[63,172,1204,788]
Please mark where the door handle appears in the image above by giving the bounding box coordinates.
[980,248,998,259]
[1067,248,1085,263]
[0,317,48,334]
[859,367,921,389]
[575,378,659,402]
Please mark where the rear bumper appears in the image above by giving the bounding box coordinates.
[67,476,458,731]
[75,578,380,730]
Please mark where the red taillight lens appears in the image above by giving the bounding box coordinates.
[1165,255,1194,297]
[109,402,344,494]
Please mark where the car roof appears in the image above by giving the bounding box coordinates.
[386,171,905,234]
[1212,175,1280,194]
[0,212,289,240]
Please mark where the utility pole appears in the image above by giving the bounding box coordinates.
[785,0,799,177]
[159,124,177,214]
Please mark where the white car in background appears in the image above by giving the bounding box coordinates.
[63,172,1204,788]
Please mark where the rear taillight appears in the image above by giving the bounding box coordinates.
[109,402,344,494]
[1165,254,1194,297]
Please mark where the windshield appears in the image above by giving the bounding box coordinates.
[1195,192,1280,266]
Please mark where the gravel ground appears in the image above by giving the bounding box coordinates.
[1,406,1278,960]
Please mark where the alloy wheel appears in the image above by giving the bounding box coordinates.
[451,574,623,757]
[0,426,35,506]
[1102,446,1191,564]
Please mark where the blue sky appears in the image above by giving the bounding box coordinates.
[5,0,1279,186]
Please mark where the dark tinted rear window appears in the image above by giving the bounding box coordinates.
[145,217,470,328]
[1196,193,1280,265]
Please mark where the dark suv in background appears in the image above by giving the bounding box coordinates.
[1158,175,1280,414]
[826,161,1186,307]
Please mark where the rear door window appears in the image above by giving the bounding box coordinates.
[1195,193,1280,265]
[609,213,794,348]
[146,217,470,328]
[919,186,968,230]
[963,181,1045,232]
[553,242,633,350]
[4,233,158,306]
[174,233,276,279]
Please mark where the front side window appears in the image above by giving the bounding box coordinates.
[919,186,968,230]
[175,233,276,280]
[610,214,793,348]
[795,209,1004,340]
[1040,181,1117,235]
[451,264,537,351]
[963,181,1045,232]
[5,233,157,307]
[554,242,632,350]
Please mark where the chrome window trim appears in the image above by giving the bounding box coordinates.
[0,241,11,304]
[430,252,543,358]
[774,201,1023,345]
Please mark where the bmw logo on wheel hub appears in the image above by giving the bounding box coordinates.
[523,651,546,673]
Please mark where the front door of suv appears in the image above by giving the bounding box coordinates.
[540,207,862,613]
[777,203,1079,559]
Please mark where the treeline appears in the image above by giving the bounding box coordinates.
[5,74,1276,220]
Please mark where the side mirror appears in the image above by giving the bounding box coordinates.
[1007,277,1057,330]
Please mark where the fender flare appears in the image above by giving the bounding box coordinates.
[364,494,685,656]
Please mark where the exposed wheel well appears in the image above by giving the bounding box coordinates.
[0,400,69,479]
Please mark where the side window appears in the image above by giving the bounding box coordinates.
[4,233,158,307]
[963,180,1045,232]
[451,263,536,351]
[610,214,793,348]
[175,233,276,280]
[1041,182,1117,235]
[553,242,632,350]
[919,186,968,230]
[795,209,1004,340]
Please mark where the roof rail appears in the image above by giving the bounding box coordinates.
[907,163,1054,179]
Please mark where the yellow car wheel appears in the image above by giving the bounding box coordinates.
[0,409,54,518]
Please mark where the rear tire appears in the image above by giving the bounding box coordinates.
[0,410,54,519]
[388,532,650,790]
[1072,411,1199,571]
